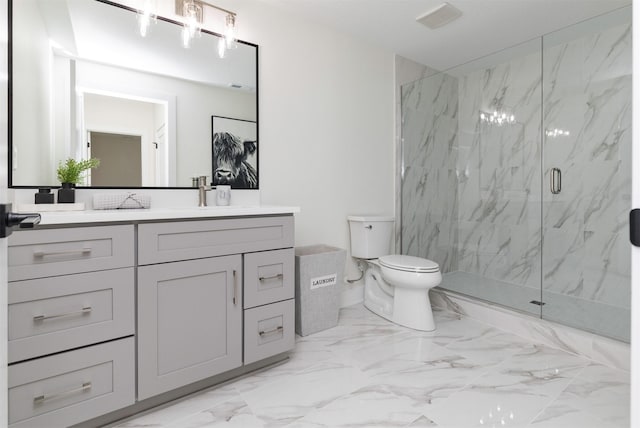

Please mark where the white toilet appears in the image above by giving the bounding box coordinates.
[347,216,442,331]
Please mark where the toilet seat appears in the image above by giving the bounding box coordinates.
[378,255,439,273]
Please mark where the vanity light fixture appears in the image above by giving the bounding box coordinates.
[181,0,202,48]
[176,0,238,57]
[137,0,157,37]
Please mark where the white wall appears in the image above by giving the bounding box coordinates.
[112,0,396,305]
[234,1,395,306]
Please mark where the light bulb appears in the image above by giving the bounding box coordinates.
[182,27,191,48]
[218,36,226,58]
[137,0,156,37]
[225,14,237,49]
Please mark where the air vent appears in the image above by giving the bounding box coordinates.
[416,3,462,29]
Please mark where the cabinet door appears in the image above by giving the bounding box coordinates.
[137,255,242,400]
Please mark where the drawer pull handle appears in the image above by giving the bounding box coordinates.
[33,247,92,258]
[33,306,92,322]
[259,326,283,336]
[259,273,284,282]
[33,381,92,404]
[232,270,238,305]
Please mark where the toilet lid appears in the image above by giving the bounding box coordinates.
[378,255,440,273]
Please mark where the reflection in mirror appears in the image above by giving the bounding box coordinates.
[11,0,258,188]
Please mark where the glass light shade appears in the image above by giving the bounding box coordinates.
[217,36,226,58]
[225,14,237,49]
[137,0,156,37]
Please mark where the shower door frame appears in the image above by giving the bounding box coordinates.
[630,2,639,426]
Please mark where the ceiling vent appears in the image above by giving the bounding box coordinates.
[416,3,463,29]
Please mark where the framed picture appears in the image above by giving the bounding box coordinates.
[211,116,258,189]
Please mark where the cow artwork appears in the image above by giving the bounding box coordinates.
[212,132,258,189]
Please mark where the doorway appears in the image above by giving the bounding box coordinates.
[88,131,142,187]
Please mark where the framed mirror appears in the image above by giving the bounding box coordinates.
[10,0,258,189]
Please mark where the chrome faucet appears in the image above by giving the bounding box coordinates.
[197,176,211,207]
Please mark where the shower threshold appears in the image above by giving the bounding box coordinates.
[440,271,630,343]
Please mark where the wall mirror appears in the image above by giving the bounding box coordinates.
[10,0,258,188]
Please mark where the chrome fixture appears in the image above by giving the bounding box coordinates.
[175,0,238,57]
[197,175,211,207]
[181,0,203,47]
[550,167,562,194]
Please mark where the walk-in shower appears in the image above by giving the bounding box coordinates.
[401,7,631,342]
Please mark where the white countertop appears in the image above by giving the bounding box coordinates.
[35,205,300,226]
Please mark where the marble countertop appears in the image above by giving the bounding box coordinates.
[33,205,300,226]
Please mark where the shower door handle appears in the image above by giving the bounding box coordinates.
[631,209,640,247]
[550,168,561,194]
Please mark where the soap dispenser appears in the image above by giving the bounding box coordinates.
[34,188,54,204]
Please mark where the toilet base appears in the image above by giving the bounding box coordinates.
[364,286,435,332]
[392,287,435,331]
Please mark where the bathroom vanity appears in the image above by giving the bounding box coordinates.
[6,207,297,427]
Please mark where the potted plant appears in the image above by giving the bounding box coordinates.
[56,157,100,203]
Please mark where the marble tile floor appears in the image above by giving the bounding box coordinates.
[113,304,630,428]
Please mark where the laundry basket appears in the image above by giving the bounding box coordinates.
[294,245,346,336]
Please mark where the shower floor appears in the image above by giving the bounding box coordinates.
[441,271,630,342]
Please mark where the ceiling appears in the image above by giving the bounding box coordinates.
[261,0,631,71]
[36,0,256,91]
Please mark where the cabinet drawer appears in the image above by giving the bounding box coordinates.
[244,299,295,365]
[138,216,294,265]
[8,268,135,363]
[244,248,294,309]
[8,225,134,281]
[8,337,135,428]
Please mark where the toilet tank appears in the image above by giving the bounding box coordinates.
[347,216,395,259]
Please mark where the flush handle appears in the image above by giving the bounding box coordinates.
[365,225,373,230]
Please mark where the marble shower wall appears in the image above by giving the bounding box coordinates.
[541,19,632,310]
[401,11,631,313]
[456,47,543,290]
[401,72,459,273]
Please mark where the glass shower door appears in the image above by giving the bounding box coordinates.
[401,39,544,318]
[541,7,632,341]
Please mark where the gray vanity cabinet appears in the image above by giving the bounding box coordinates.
[135,216,294,401]
[7,225,135,428]
[137,255,243,400]
[6,214,295,426]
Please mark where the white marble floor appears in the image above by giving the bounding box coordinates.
[114,304,630,428]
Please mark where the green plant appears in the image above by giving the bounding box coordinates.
[56,157,100,184]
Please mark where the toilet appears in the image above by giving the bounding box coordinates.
[347,216,442,331]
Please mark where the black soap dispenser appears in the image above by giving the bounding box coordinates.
[35,188,54,204]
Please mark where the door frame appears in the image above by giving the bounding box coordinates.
[631,2,639,426]
[1,0,10,423]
